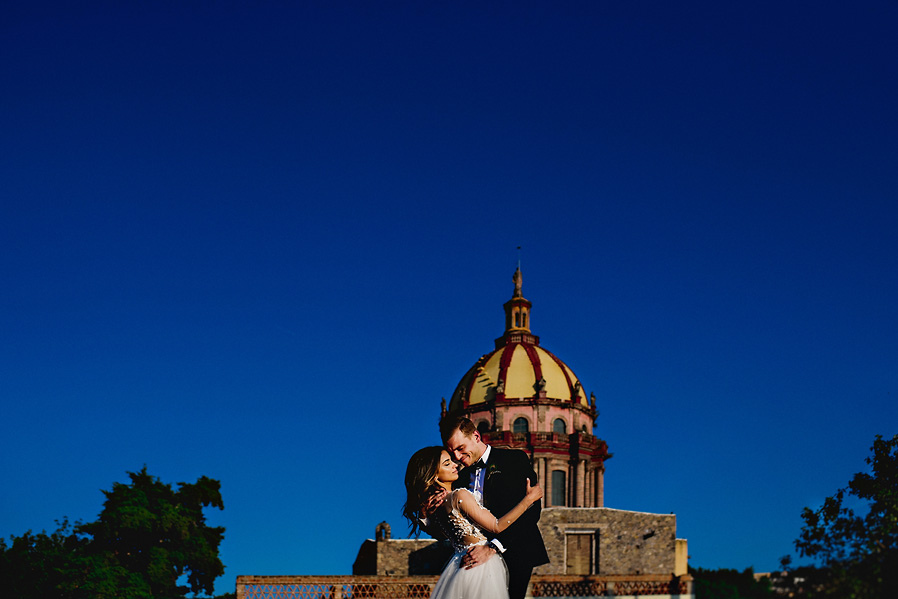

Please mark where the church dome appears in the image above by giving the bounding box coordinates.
[449,343,588,411]
[447,266,591,414]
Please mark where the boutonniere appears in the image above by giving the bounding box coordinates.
[486,464,502,480]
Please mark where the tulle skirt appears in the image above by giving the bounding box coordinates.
[430,546,509,599]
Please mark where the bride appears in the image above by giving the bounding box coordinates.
[402,446,543,599]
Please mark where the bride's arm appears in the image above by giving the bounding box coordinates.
[455,481,542,534]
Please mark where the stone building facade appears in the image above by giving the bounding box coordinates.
[536,508,688,576]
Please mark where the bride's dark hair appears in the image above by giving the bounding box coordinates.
[402,446,445,537]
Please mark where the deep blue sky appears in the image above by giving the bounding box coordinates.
[2,1,897,595]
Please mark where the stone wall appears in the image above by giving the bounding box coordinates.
[353,538,451,576]
[354,507,685,577]
[535,507,679,576]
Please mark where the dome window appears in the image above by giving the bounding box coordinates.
[513,417,529,434]
[551,470,566,506]
[553,418,566,434]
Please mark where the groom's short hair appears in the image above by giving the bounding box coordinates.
[439,415,476,444]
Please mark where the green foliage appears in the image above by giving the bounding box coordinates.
[0,519,88,599]
[794,433,898,599]
[0,467,225,599]
[690,566,774,599]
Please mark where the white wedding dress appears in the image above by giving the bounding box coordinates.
[429,488,509,599]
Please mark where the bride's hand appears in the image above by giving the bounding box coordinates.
[421,486,449,517]
[524,478,543,503]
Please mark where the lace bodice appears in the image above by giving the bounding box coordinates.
[436,489,490,552]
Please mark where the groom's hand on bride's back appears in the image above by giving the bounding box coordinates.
[421,487,449,518]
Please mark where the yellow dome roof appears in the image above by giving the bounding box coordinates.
[449,341,588,411]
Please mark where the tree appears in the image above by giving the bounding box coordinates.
[690,566,774,599]
[0,519,87,599]
[794,433,898,599]
[0,467,225,598]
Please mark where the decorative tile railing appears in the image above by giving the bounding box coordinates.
[236,574,692,599]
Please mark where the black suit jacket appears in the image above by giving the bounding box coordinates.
[455,446,549,569]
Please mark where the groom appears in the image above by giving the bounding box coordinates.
[439,415,549,599]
